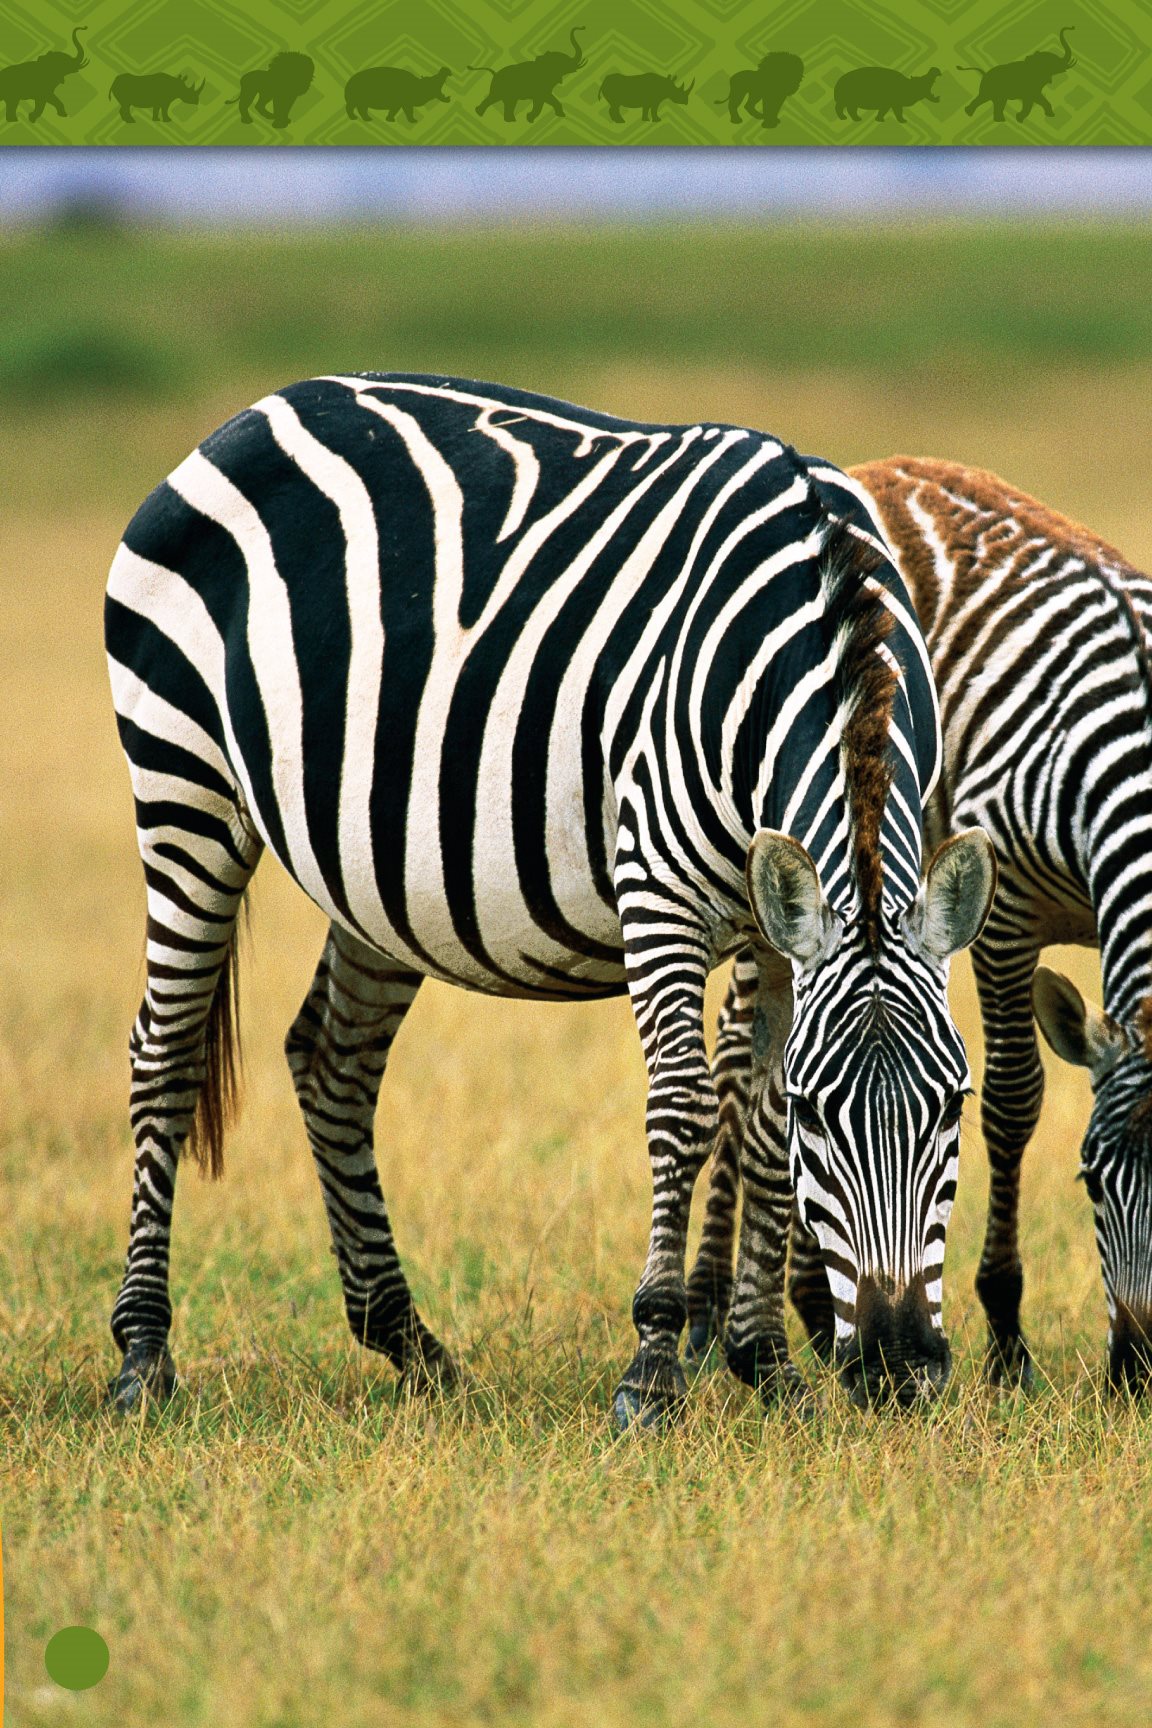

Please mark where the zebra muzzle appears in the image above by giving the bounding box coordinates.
[836,1272,951,1408]
[1108,1303,1152,1393]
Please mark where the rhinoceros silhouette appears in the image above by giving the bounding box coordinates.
[472,27,586,123]
[0,27,88,123]
[109,71,206,124]
[599,70,693,124]
[961,27,1075,123]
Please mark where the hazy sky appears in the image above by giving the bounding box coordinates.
[3,149,1152,223]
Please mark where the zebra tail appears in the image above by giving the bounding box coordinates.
[186,903,245,1180]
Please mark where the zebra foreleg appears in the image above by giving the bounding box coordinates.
[724,1005,809,1409]
[724,1068,807,1404]
[110,800,263,1413]
[285,927,456,1394]
[684,949,758,1367]
[788,1209,835,1358]
[614,924,717,1430]
[971,918,1044,1388]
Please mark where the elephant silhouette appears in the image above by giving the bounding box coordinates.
[472,27,586,123]
[716,52,804,130]
[0,27,88,123]
[226,51,314,129]
[961,26,1075,122]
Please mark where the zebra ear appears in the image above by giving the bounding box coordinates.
[903,828,997,962]
[1032,967,1128,1082]
[745,830,842,970]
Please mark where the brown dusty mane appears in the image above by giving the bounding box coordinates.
[821,522,898,954]
[1100,570,1152,745]
[1137,998,1152,1065]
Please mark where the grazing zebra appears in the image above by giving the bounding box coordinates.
[689,456,1152,1390]
[103,377,993,1425]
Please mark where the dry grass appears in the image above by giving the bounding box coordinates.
[4,359,1152,1728]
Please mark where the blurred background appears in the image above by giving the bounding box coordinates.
[6,145,1152,540]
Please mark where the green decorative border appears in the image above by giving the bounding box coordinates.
[0,1,1149,144]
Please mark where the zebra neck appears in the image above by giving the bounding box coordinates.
[1085,794,1152,1025]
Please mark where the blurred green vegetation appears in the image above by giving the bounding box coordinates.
[2,218,1151,409]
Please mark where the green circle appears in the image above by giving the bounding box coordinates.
[44,1626,110,1690]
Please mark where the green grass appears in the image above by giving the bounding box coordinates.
[4,219,1152,414]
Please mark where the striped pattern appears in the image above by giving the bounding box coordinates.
[691,456,1152,1389]
[104,376,965,1420]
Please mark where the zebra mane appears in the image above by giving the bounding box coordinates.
[1136,998,1152,1065]
[821,521,898,955]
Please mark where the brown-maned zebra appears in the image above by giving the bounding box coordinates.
[687,456,1152,1391]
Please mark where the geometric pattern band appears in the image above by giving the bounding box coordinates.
[1,1,1149,144]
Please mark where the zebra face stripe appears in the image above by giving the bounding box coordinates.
[784,928,970,1355]
[1076,1056,1152,1380]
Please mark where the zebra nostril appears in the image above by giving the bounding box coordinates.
[837,1344,950,1408]
[837,1272,951,1407]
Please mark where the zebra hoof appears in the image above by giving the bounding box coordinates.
[612,1385,684,1432]
[985,1334,1034,1391]
[683,1310,723,1375]
[612,1350,688,1431]
[401,1347,461,1399]
[757,1364,817,1417]
[108,1343,178,1413]
[724,1332,805,1398]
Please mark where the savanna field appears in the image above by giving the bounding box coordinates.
[5,218,1152,1727]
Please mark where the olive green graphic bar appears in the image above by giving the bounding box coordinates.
[0,4,1149,144]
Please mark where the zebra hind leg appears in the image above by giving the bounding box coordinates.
[285,927,456,1394]
[110,800,263,1413]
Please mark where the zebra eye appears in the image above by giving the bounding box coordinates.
[940,1092,967,1131]
[1078,1167,1105,1205]
[790,1097,823,1135]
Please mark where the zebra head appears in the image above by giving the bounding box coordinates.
[748,827,996,1406]
[1033,968,1152,1390]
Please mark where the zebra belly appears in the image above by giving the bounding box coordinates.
[383,868,629,998]
[236,675,630,999]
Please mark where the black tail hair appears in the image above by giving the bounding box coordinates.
[185,911,244,1180]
